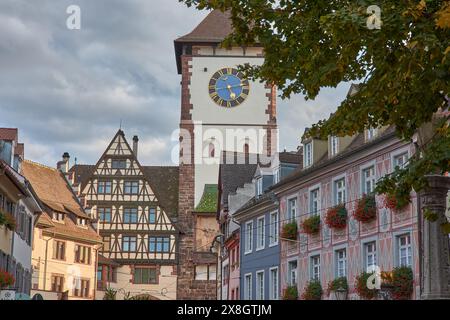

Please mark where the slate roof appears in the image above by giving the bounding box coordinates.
[279,150,302,165]
[219,163,257,209]
[22,160,101,244]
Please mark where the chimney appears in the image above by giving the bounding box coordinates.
[57,152,70,173]
[132,135,139,157]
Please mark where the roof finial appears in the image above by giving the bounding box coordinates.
[119,119,123,130]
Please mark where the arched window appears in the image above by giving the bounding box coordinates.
[209,143,215,158]
[244,143,249,155]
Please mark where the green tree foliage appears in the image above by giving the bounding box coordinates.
[181,0,450,216]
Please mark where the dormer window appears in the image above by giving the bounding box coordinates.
[256,177,263,196]
[77,218,87,226]
[330,136,339,156]
[52,212,65,222]
[304,142,312,168]
[367,127,378,141]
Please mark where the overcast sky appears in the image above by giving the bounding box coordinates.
[0,0,349,167]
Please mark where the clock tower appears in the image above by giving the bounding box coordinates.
[174,10,277,300]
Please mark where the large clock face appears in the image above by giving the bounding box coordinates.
[208,68,250,108]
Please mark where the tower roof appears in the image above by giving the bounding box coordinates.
[174,10,233,74]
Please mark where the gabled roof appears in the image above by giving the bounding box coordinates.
[219,161,257,209]
[0,128,18,142]
[174,10,233,74]
[175,10,233,43]
[22,160,101,244]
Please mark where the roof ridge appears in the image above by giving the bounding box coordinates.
[24,159,57,172]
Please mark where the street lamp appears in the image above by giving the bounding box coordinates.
[334,287,347,300]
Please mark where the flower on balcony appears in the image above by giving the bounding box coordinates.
[301,215,321,235]
[0,209,16,231]
[383,193,409,212]
[301,280,323,300]
[390,266,413,300]
[282,285,298,300]
[354,194,377,223]
[0,270,15,289]
[326,277,348,297]
[355,271,378,300]
[325,204,347,229]
[281,221,298,240]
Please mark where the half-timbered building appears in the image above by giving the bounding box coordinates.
[69,130,179,300]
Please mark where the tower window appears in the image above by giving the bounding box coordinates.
[209,143,215,158]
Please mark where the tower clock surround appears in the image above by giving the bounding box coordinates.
[208,67,250,108]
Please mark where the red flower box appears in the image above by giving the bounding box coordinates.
[0,270,15,289]
[325,204,348,229]
[301,215,321,235]
[354,194,377,223]
[383,194,409,212]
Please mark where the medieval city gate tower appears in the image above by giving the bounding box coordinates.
[174,10,278,300]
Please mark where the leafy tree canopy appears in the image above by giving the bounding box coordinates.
[181,0,450,214]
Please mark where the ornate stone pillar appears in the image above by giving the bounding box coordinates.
[420,175,450,299]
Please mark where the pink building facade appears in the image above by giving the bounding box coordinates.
[274,128,420,299]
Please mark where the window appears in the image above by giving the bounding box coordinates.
[122,236,137,252]
[310,188,320,215]
[393,152,409,169]
[194,264,216,281]
[52,212,65,222]
[269,211,279,246]
[102,236,111,252]
[335,249,347,277]
[269,267,279,300]
[124,181,139,195]
[123,208,138,223]
[397,234,412,267]
[53,241,65,260]
[111,159,127,169]
[310,255,320,280]
[97,181,112,194]
[51,275,64,292]
[304,142,312,167]
[367,127,377,140]
[334,178,346,205]
[133,267,157,284]
[256,177,263,196]
[73,279,90,298]
[149,237,170,253]
[330,136,339,156]
[362,166,376,194]
[256,271,264,300]
[256,216,265,250]
[273,167,280,184]
[75,245,91,264]
[77,218,87,226]
[148,207,156,224]
[287,198,297,222]
[287,260,297,285]
[244,274,252,300]
[364,242,377,272]
[98,207,111,223]
[245,221,253,254]
[208,142,215,158]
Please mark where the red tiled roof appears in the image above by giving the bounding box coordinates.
[0,128,18,142]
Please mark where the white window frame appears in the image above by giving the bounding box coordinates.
[360,161,376,195]
[244,221,253,255]
[330,136,339,156]
[269,211,279,247]
[287,259,298,286]
[256,177,263,196]
[333,175,346,205]
[396,232,413,268]
[269,267,279,300]
[335,248,347,278]
[309,184,321,215]
[244,273,252,300]
[273,167,281,184]
[310,254,321,281]
[287,197,297,222]
[367,127,378,140]
[256,270,265,300]
[363,240,377,273]
[304,142,313,168]
[391,147,410,172]
[256,216,265,251]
